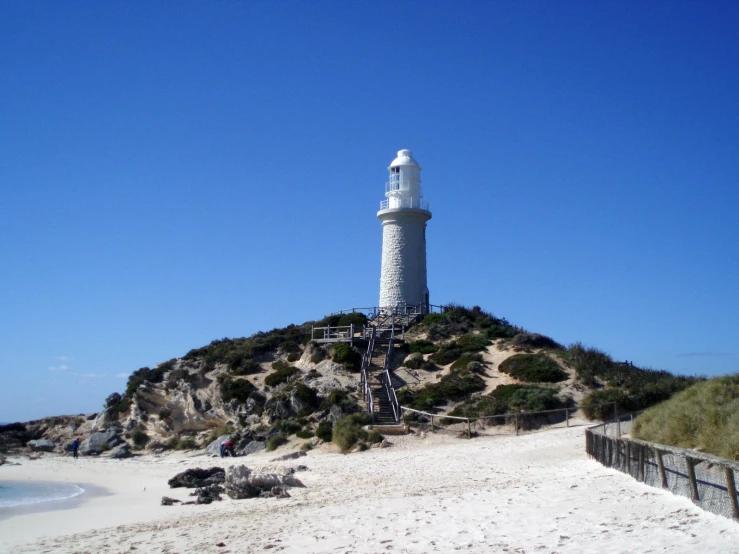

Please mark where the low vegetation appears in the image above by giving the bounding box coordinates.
[422,305,519,341]
[570,343,700,419]
[332,413,373,453]
[403,353,436,371]
[332,343,362,372]
[218,375,257,403]
[499,353,568,383]
[632,375,739,460]
[266,434,288,451]
[265,361,300,387]
[396,367,486,411]
[448,384,573,419]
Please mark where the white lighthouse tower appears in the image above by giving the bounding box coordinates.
[378,149,432,312]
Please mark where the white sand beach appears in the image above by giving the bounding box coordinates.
[2,425,738,554]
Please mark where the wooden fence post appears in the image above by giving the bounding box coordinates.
[686,457,700,501]
[515,414,519,436]
[565,408,569,427]
[430,415,434,433]
[725,467,739,520]
[638,446,645,481]
[626,441,631,476]
[467,419,471,439]
[656,449,667,488]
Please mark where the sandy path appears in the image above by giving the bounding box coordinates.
[2,427,738,553]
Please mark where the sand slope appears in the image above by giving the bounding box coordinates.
[2,426,738,553]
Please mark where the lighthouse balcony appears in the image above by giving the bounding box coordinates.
[379,198,430,211]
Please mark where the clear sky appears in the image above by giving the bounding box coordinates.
[1,1,737,423]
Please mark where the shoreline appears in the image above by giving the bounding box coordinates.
[2,427,739,553]
[0,481,110,521]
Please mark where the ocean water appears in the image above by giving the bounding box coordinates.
[0,481,84,508]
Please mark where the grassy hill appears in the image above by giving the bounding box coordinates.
[632,375,739,460]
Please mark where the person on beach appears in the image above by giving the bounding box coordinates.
[71,438,80,459]
[221,440,236,457]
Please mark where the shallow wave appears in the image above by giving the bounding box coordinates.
[0,481,85,508]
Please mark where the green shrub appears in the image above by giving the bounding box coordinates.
[368,430,384,444]
[183,324,311,366]
[407,340,439,354]
[568,343,699,413]
[292,382,318,408]
[401,368,486,411]
[321,389,360,414]
[230,358,262,376]
[632,376,739,460]
[219,375,257,403]
[422,305,519,340]
[449,384,572,419]
[337,312,368,327]
[296,430,314,439]
[510,333,562,350]
[300,442,313,451]
[125,365,171,397]
[428,343,463,366]
[174,437,198,450]
[499,354,568,383]
[287,352,300,362]
[332,343,362,371]
[455,334,492,352]
[332,413,372,453]
[131,429,150,447]
[266,435,288,451]
[403,353,436,371]
[265,362,300,387]
[450,353,483,371]
[310,346,326,364]
[580,388,632,420]
[316,421,333,441]
[279,420,302,435]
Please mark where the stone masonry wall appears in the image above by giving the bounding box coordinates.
[379,210,429,308]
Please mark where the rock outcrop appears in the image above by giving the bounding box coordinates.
[224,464,305,499]
[27,439,56,452]
[168,467,225,488]
[80,428,124,455]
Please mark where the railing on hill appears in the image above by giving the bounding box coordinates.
[380,326,400,423]
[330,304,446,318]
[587,415,739,521]
[359,327,376,420]
[311,324,356,342]
[399,402,619,439]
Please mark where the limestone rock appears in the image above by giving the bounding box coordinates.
[27,439,55,452]
[240,441,266,457]
[80,429,123,455]
[224,464,305,500]
[168,467,225,489]
[161,496,181,506]
[108,444,133,459]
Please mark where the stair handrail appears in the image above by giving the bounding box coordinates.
[381,326,400,423]
[360,327,376,419]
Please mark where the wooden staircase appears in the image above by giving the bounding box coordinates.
[366,344,398,425]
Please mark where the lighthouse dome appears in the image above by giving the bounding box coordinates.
[389,149,420,169]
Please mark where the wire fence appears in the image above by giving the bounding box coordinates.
[399,402,618,439]
[586,414,739,521]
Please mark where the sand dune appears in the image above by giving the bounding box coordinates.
[2,425,738,553]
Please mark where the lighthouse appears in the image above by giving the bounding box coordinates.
[378,149,432,313]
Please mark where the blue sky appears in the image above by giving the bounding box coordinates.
[1,1,737,422]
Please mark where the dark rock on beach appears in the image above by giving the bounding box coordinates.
[270,450,306,462]
[80,429,123,455]
[161,496,181,506]
[190,484,224,504]
[168,467,225,488]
